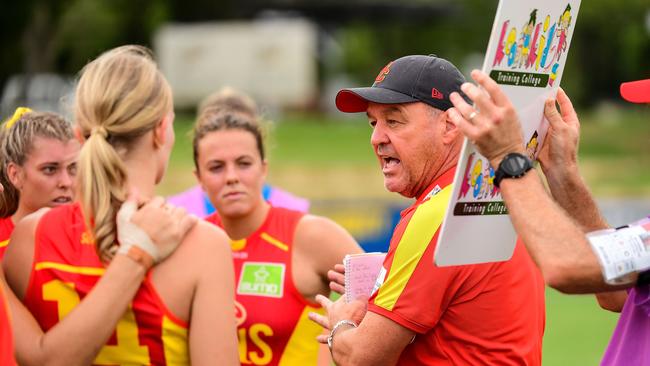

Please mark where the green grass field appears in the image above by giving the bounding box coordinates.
[160,105,648,365]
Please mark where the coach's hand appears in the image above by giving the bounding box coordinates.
[448,69,526,168]
[308,295,367,344]
[538,88,581,183]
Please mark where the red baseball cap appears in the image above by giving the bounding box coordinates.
[620,78,650,104]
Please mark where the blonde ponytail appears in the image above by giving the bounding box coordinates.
[75,45,172,262]
[77,132,128,262]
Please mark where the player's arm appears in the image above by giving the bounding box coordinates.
[294,215,363,365]
[187,222,239,366]
[3,197,197,366]
[295,215,363,294]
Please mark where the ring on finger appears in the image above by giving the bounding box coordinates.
[468,111,479,122]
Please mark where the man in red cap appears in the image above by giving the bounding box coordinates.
[309,55,545,365]
[448,70,649,365]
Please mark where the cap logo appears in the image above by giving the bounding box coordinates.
[374,61,394,84]
[431,88,444,100]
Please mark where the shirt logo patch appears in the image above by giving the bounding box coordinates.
[237,262,285,298]
[423,185,442,201]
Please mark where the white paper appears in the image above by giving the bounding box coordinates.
[588,217,650,284]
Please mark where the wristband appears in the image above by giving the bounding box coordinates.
[327,320,358,352]
[119,245,154,270]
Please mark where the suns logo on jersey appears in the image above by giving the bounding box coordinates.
[235,301,247,327]
[81,231,94,245]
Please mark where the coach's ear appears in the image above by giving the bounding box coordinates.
[441,110,461,145]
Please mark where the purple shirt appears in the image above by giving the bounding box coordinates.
[601,285,650,365]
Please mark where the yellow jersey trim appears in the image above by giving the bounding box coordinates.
[162,315,189,366]
[374,185,452,311]
[0,239,8,248]
[35,262,105,276]
[260,232,289,252]
[278,306,324,366]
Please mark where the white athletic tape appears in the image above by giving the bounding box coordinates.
[116,200,161,262]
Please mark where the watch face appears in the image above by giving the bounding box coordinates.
[502,154,529,175]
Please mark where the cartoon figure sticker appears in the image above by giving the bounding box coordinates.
[490,3,574,88]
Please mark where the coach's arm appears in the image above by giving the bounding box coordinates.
[448,70,634,294]
[309,296,414,366]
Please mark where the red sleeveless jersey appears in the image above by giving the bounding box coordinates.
[0,283,16,366]
[23,204,189,365]
[206,206,324,366]
[0,217,15,260]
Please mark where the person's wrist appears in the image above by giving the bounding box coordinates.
[489,146,526,170]
[327,319,358,353]
[117,245,154,271]
[113,251,148,278]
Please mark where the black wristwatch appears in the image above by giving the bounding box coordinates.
[494,153,533,188]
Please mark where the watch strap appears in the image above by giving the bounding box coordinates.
[494,153,533,188]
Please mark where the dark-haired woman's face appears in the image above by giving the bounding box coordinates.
[10,137,79,212]
[196,129,267,219]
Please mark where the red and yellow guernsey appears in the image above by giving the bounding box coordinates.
[206,206,324,366]
[0,217,15,260]
[0,282,17,366]
[23,204,189,365]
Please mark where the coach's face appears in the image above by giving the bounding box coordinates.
[368,102,450,198]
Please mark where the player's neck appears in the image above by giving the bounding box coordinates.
[221,200,271,240]
[123,157,158,200]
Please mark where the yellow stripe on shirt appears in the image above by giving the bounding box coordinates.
[278,305,324,366]
[34,262,105,276]
[260,232,289,252]
[374,185,452,311]
[0,239,8,248]
[162,316,189,366]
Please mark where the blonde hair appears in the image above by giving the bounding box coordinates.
[197,86,258,120]
[75,45,172,262]
[0,111,74,218]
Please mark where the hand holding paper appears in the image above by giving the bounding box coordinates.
[343,253,386,303]
[449,70,526,169]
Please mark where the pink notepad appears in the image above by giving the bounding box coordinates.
[344,253,386,303]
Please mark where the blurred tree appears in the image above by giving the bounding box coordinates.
[0,0,648,108]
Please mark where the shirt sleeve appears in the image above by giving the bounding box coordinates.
[367,194,471,334]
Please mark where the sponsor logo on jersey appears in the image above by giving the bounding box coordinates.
[237,262,285,298]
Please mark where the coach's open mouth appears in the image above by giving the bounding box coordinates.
[382,157,401,173]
